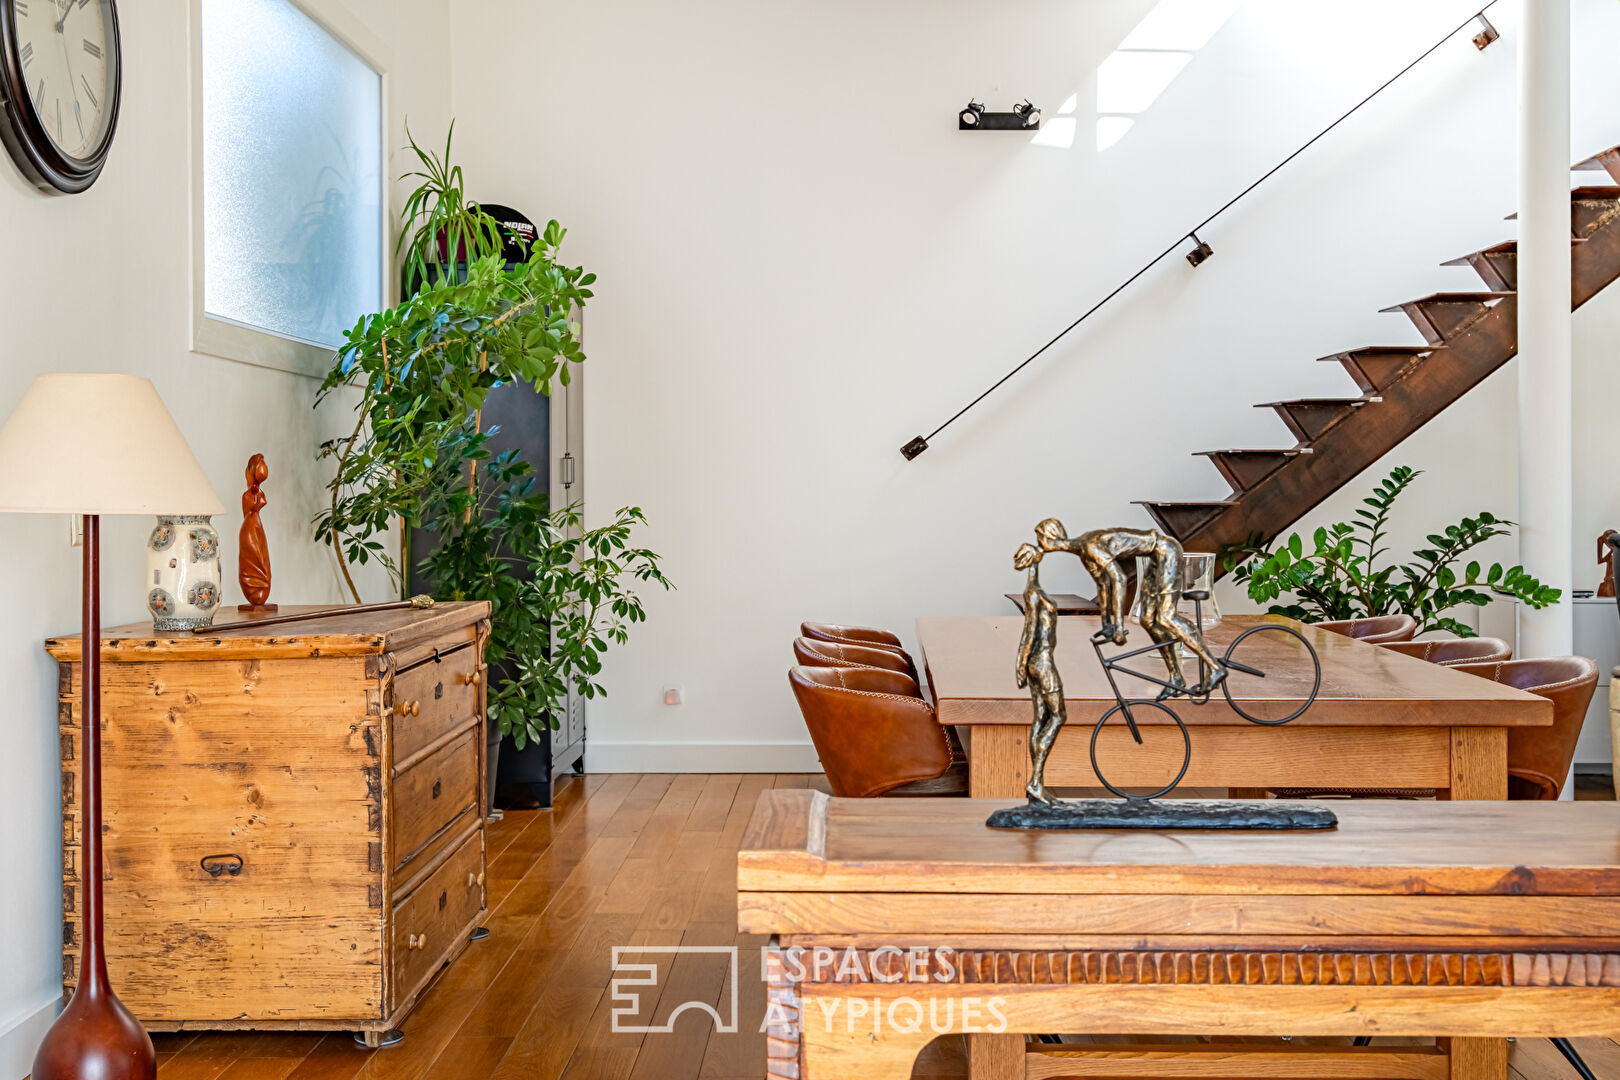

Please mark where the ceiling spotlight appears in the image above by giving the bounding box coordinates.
[1472,14,1499,50]
[1185,233,1214,268]
[1013,99,1041,129]
[959,100,985,128]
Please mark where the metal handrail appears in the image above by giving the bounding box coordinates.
[900,3,1501,461]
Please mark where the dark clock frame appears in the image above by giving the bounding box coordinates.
[0,0,120,194]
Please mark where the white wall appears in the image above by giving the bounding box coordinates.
[0,0,447,1072]
[449,0,1620,773]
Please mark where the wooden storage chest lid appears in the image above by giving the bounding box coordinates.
[45,601,491,663]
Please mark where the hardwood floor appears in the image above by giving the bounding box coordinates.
[137,772,1614,1079]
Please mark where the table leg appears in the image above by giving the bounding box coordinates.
[1444,727,1507,800]
[1449,1037,1508,1080]
[800,1023,933,1080]
[1442,730,1509,1079]
[968,1032,1024,1080]
[970,727,1030,798]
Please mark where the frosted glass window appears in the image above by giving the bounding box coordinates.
[201,0,382,349]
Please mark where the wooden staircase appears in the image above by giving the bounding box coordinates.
[1138,146,1620,567]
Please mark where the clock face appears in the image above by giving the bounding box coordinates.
[9,0,117,162]
[0,0,118,192]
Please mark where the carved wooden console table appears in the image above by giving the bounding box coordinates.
[738,791,1620,1080]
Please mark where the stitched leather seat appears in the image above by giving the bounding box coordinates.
[1381,637,1513,666]
[1274,655,1598,801]
[1449,657,1600,800]
[1312,614,1418,644]
[793,636,919,692]
[801,621,905,650]
[801,622,918,681]
[788,666,964,797]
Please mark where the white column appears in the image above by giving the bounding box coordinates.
[1516,0,1573,662]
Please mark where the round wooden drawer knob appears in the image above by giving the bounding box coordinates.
[394,700,420,717]
[408,933,427,950]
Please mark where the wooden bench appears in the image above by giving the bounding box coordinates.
[738,791,1620,1080]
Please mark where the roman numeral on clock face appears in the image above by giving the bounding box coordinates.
[14,1,26,15]
[81,74,97,108]
[19,41,32,68]
[83,39,101,60]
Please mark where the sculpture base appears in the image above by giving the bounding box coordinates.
[986,799,1337,831]
[237,603,279,613]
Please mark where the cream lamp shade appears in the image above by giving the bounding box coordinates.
[0,374,225,515]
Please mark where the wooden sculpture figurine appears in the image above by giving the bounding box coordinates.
[237,454,276,612]
[1600,530,1618,598]
[1014,542,1065,805]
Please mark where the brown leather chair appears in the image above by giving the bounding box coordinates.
[788,666,965,797]
[1276,655,1599,802]
[1380,637,1512,666]
[801,622,919,681]
[1448,657,1600,800]
[1312,614,1418,644]
[793,637,920,692]
[802,621,905,651]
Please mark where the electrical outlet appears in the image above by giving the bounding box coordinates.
[68,516,82,547]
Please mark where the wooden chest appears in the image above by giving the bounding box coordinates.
[45,601,492,1044]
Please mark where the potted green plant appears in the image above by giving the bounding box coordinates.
[1225,466,1559,636]
[314,125,670,800]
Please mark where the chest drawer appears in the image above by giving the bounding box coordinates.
[390,824,484,1011]
[391,644,480,765]
[392,727,479,868]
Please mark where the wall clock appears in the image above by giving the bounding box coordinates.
[0,0,120,194]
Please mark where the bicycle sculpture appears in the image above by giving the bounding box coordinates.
[987,520,1337,831]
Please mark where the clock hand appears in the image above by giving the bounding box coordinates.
[54,0,72,33]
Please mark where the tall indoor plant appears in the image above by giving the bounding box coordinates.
[1226,466,1559,637]
[315,125,670,749]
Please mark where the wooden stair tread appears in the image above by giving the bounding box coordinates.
[1315,346,1430,359]
[1195,448,1301,457]
[1255,397,1367,408]
[1440,240,1584,265]
[1197,450,1303,496]
[1439,242,1517,265]
[1573,146,1620,171]
[1377,293,1511,311]
[1317,347,1433,395]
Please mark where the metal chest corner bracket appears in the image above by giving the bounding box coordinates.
[988,519,1334,831]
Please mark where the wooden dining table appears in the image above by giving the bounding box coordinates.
[917,614,1551,801]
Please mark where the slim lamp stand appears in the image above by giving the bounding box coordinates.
[33,515,155,1080]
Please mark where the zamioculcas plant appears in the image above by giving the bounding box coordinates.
[1226,466,1560,637]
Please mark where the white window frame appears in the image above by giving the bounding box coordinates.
[187,0,393,379]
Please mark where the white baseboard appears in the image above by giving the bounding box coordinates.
[0,995,57,1080]
[584,741,821,773]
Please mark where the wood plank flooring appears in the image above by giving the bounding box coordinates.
[129,773,1617,1078]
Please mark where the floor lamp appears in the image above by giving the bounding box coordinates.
[0,375,223,1080]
